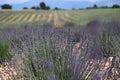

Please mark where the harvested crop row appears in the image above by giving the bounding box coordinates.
[9,15,21,24]
[47,13,53,23]
[22,14,31,22]
[41,14,48,22]
[14,14,26,23]
[35,14,41,21]
[2,15,15,24]
[55,11,65,26]
[53,11,59,27]
[5,15,15,23]
[0,15,9,23]
[28,14,36,22]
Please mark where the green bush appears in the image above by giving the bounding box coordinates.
[99,31,115,57]
[64,21,76,27]
[0,42,12,62]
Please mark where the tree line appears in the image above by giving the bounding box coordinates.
[1,2,120,10]
[86,4,120,9]
[0,2,61,10]
[23,2,64,10]
[0,2,50,10]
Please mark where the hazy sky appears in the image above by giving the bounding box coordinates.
[0,0,120,9]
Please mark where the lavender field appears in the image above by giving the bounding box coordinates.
[0,2,120,79]
[0,20,120,80]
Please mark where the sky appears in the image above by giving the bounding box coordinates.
[0,0,120,10]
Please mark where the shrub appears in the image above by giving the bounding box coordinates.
[0,42,12,63]
[64,22,76,27]
[99,31,115,57]
[73,31,81,42]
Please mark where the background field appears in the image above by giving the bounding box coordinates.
[0,8,120,27]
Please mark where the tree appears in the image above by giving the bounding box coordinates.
[112,4,120,8]
[46,6,50,10]
[100,6,109,8]
[31,6,36,9]
[40,2,46,10]
[36,7,40,10]
[72,8,76,10]
[31,6,40,10]
[54,7,64,10]
[39,2,51,10]
[54,7,59,10]
[86,7,92,9]
[23,7,28,9]
[1,4,12,9]
[93,4,97,8]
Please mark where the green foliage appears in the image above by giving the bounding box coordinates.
[93,4,98,8]
[100,6,109,8]
[99,31,115,57]
[86,4,98,9]
[40,2,46,10]
[112,4,120,8]
[23,7,28,9]
[31,6,37,9]
[86,4,120,9]
[36,7,40,10]
[0,42,12,62]
[23,41,70,80]
[31,6,40,10]
[64,22,76,27]
[46,6,50,10]
[74,32,81,42]
[54,7,59,10]
[1,4,12,9]
[54,7,64,10]
[39,2,51,10]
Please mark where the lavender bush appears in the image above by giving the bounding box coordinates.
[0,21,120,80]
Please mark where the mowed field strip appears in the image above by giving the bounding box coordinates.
[1,15,14,23]
[9,15,21,24]
[28,14,36,22]
[47,12,53,23]
[0,9,120,27]
[35,14,41,21]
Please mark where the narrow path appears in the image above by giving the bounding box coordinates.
[53,11,58,27]
[47,12,52,23]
